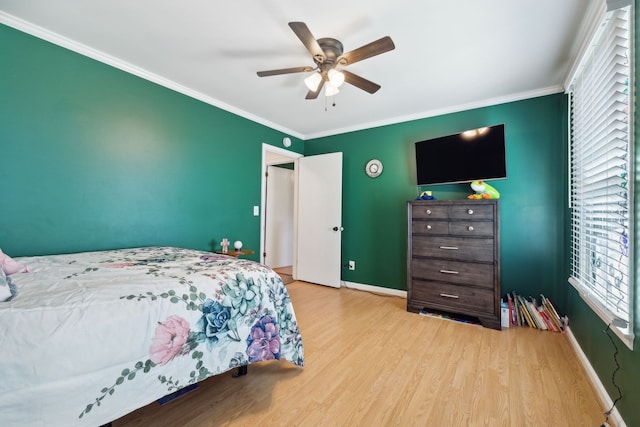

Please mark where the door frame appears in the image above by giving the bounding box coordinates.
[260,143,302,267]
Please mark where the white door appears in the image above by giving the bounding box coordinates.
[264,165,294,268]
[295,152,343,288]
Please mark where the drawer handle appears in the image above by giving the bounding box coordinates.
[440,293,460,299]
[467,209,474,215]
[425,209,432,215]
[439,269,459,275]
[426,225,432,230]
[439,246,459,250]
[467,225,474,231]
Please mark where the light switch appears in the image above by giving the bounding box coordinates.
[253,206,259,216]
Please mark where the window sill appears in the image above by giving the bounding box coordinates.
[568,278,634,351]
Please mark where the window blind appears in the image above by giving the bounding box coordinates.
[568,3,634,348]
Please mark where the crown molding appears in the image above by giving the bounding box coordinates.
[305,85,564,140]
[0,11,305,140]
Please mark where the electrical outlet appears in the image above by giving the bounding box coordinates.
[348,260,355,270]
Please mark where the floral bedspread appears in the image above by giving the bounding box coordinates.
[0,247,304,427]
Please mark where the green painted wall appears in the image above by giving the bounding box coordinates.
[0,24,302,258]
[305,94,568,304]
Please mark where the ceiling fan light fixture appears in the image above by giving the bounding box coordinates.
[257,22,395,100]
[325,83,340,97]
[328,69,345,87]
[304,72,322,91]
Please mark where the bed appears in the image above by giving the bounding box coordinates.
[0,246,304,426]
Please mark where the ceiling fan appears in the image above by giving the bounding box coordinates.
[257,22,395,99]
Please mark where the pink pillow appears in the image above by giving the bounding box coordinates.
[0,249,29,275]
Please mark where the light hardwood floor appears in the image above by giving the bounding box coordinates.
[113,281,607,426]
[273,266,294,285]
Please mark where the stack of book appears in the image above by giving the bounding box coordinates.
[505,293,567,332]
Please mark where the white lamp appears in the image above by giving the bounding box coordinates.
[304,72,322,91]
[328,69,345,87]
[234,240,243,252]
[325,83,340,97]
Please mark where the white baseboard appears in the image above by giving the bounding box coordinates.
[341,281,407,298]
[565,326,626,427]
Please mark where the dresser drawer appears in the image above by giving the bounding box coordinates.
[449,203,494,220]
[413,220,494,237]
[411,258,494,289]
[410,279,495,314]
[411,220,448,235]
[411,204,448,219]
[412,236,495,262]
[449,221,494,237]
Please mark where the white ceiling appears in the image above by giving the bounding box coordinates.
[0,0,596,140]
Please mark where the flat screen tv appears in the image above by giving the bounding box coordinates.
[415,124,507,185]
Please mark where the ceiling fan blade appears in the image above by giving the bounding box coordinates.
[257,66,314,77]
[305,79,325,99]
[342,70,381,94]
[338,36,395,66]
[289,22,326,63]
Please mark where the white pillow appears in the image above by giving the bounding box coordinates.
[0,269,12,301]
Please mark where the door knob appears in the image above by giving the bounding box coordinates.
[333,226,344,231]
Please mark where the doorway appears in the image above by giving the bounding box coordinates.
[260,144,343,288]
[260,144,302,280]
[265,165,294,278]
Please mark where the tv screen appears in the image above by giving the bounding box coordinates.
[415,124,507,185]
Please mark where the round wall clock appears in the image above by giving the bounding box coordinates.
[365,159,383,178]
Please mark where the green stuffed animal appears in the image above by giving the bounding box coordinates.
[468,180,500,199]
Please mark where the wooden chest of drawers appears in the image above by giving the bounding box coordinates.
[407,200,501,329]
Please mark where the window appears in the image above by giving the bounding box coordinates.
[567,1,634,349]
